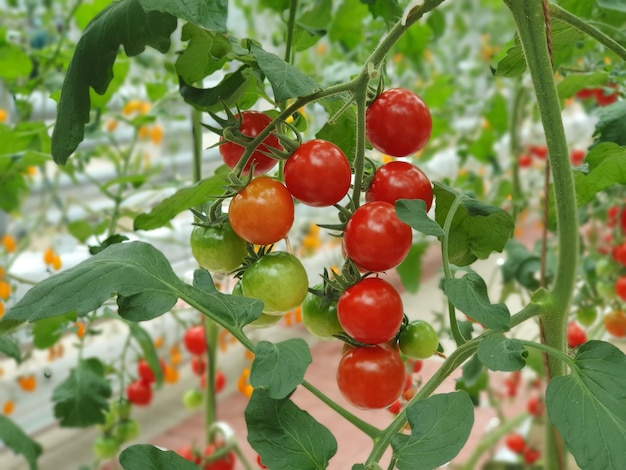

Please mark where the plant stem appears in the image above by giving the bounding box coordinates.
[519,339,575,370]
[509,82,527,221]
[191,107,203,186]
[350,87,368,207]
[285,0,298,64]
[204,317,219,444]
[107,135,137,238]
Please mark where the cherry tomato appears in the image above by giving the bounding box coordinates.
[215,370,226,393]
[366,88,432,157]
[112,418,140,443]
[219,111,280,175]
[576,306,597,327]
[191,356,206,376]
[177,445,201,464]
[336,343,405,409]
[337,277,404,345]
[398,320,439,359]
[190,222,248,273]
[523,448,541,465]
[182,388,204,409]
[604,310,626,338]
[284,139,352,207]
[528,145,547,159]
[343,201,412,272]
[137,358,164,384]
[93,435,119,459]
[241,251,308,315]
[184,325,207,355]
[126,379,153,406]
[518,154,533,168]
[594,84,619,106]
[570,149,585,166]
[504,433,526,454]
[301,285,343,340]
[527,395,545,417]
[228,177,294,245]
[567,322,587,348]
[366,161,433,211]
[615,275,626,301]
[203,443,236,470]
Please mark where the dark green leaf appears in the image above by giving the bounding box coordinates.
[598,0,626,12]
[246,390,337,470]
[391,392,474,470]
[395,199,444,237]
[139,0,228,32]
[0,416,42,470]
[460,353,484,388]
[0,336,21,363]
[176,25,235,84]
[557,71,609,100]
[51,0,177,163]
[90,57,129,110]
[127,322,163,387]
[317,98,357,161]
[441,273,511,332]
[477,334,527,371]
[0,319,25,335]
[546,340,626,470]
[52,357,112,427]
[250,339,312,399]
[120,444,200,469]
[501,240,542,290]
[455,369,488,407]
[593,101,626,147]
[32,313,77,349]
[396,242,429,294]
[89,234,129,255]
[259,0,289,12]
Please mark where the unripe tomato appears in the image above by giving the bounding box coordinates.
[219,111,280,176]
[366,161,433,210]
[93,435,119,459]
[576,306,597,327]
[182,388,204,409]
[301,285,343,340]
[366,88,432,157]
[232,281,281,328]
[228,177,294,245]
[398,320,439,359]
[112,418,140,443]
[190,222,247,273]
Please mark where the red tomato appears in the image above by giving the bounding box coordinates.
[191,356,206,376]
[337,277,404,345]
[336,343,405,409]
[366,161,433,210]
[215,370,226,393]
[219,111,280,175]
[126,379,152,406]
[594,84,619,106]
[284,139,352,207]
[518,154,533,168]
[612,243,626,266]
[228,176,294,245]
[184,326,207,356]
[607,205,619,226]
[527,395,545,417]
[616,275,626,301]
[604,310,626,338]
[523,448,541,465]
[177,445,201,464]
[504,433,526,454]
[203,443,236,470]
[366,88,432,157]
[137,358,165,384]
[575,88,597,100]
[343,201,412,272]
[570,149,585,166]
[528,145,547,159]
[567,322,587,348]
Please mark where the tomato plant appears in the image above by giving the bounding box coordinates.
[301,285,343,340]
[190,221,248,273]
[366,160,433,210]
[203,442,236,470]
[398,320,439,359]
[126,380,153,406]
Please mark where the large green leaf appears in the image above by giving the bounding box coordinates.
[593,101,626,147]
[245,390,337,470]
[52,357,112,427]
[0,336,21,364]
[395,199,444,237]
[477,333,527,371]
[138,0,228,32]
[291,0,332,51]
[391,391,474,470]
[51,0,177,164]
[0,416,42,470]
[120,444,200,469]
[546,341,626,470]
[32,312,77,349]
[0,40,33,80]
[249,339,312,399]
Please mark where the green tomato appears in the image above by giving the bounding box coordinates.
[182,389,204,409]
[110,398,132,420]
[576,306,598,327]
[231,281,281,328]
[595,257,614,278]
[93,435,119,460]
[241,252,309,315]
[190,221,248,273]
[112,419,140,443]
[597,280,617,300]
[301,286,343,340]
[398,320,439,359]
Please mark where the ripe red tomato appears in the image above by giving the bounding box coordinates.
[228,176,294,245]
[504,433,526,454]
[604,310,626,338]
[594,84,619,106]
[184,325,207,355]
[137,358,164,384]
[523,448,541,465]
[177,445,201,464]
[366,161,433,210]
[219,111,280,175]
[343,201,412,272]
[570,149,585,166]
[527,395,545,417]
[567,322,587,348]
[615,275,626,301]
[366,88,432,157]
[215,370,226,393]
[126,379,152,406]
[518,154,533,168]
[611,243,626,266]
[191,356,206,376]
[336,343,405,409]
[528,145,547,159]
[284,139,352,207]
[337,277,403,345]
[203,443,236,470]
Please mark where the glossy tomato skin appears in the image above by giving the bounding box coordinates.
[366,161,433,211]
[126,379,152,406]
[228,177,294,245]
[241,252,308,315]
[366,88,432,157]
[219,111,280,175]
[336,343,405,409]
[337,277,404,345]
[284,139,352,207]
[398,320,439,359]
[604,310,626,338]
[343,201,412,272]
[190,222,247,273]
[184,325,207,355]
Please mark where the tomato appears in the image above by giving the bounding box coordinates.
[183,325,207,355]
[343,201,412,272]
[203,443,236,470]
[411,358,423,374]
[366,161,433,211]
[191,356,206,376]
[576,306,597,327]
[570,149,585,166]
[567,322,587,348]
[241,251,308,315]
[504,433,526,454]
[190,222,247,273]
[182,388,204,409]
[137,358,164,384]
[177,445,201,464]
[126,379,153,406]
[215,370,226,393]
[612,243,626,266]
[301,285,343,340]
[527,395,545,417]
[523,448,541,465]
[576,88,597,100]
[594,84,619,106]
[528,145,547,159]
[398,320,439,359]
[337,277,404,345]
[256,454,268,469]
[518,154,533,168]
[366,88,432,157]
[232,281,282,328]
[615,275,626,301]
[284,139,352,207]
[604,310,626,338]
[93,435,119,459]
[112,418,140,443]
[228,177,294,245]
[336,343,405,409]
[219,110,280,175]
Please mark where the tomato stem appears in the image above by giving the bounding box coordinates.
[284,0,298,65]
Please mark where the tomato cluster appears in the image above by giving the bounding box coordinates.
[126,358,166,406]
[177,441,236,470]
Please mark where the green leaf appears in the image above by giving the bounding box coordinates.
[292,0,332,51]
[391,22,433,68]
[460,353,484,388]
[250,339,312,399]
[501,240,542,290]
[245,390,337,470]
[484,92,508,135]
[176,24,235,84]
[90,56,129,110]
[0,416,42,470]
[593,101,626,147]
[363,0,403,27]
[441,273,511,332]
[557,71,609,100]
[138,0,228,32]
[0,336,21,363]
[329,0,369,50]
[52,357,112,427]
[249,43,320,102]
[434,183,514,266]
[51,0,177,164]
[598,0,626,12]
[133,174,228,230]
[477,334,527,371]
[546,340,626,470]
[32,312,77,349]
[558,0,593,17]
[396,242,429,294]
[0,41,33,80]
[127,322,163,387]
[395,199,444,237]
[317,98,357,161]
[120,444,200,469]
[391,391,474,470]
